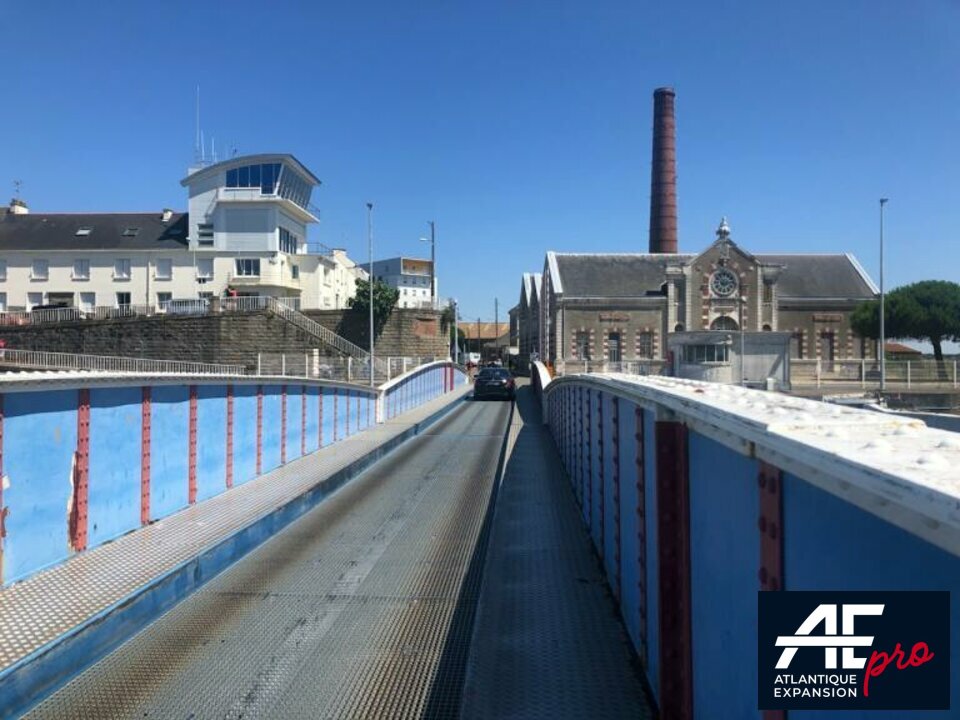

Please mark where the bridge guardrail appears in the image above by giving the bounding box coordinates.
[379,360,468,423]
[540,373,960,718]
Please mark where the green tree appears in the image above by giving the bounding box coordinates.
[440,301,465,358]
[348,279,399,335]
[851,280,960,364]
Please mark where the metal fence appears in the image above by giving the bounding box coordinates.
[0,349,245,376]
[792,359,960,388]
[255,353,441,383]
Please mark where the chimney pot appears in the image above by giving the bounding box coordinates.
[161,208,173,222]
[649,86,678,254]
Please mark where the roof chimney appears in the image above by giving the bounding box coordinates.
[9,198,29,215]
[649,87,678,254]
[161,208,173,222]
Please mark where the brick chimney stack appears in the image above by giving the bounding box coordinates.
[649,87,678,254]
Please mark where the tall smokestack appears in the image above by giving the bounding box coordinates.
[649,87,678,254]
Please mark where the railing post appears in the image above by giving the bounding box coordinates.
[907,360,911,389]
[954,360,958,389]
[281,354,286,376]
[305,353,309,378]
[257,353,262,376]
[655,413,693,720]
[816,358,821,388]
[347,356,352,382]
[861,358,866,389]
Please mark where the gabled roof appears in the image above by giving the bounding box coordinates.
[0,212,189,251]
[551,253,693,298]
[755,253,876,298]
[521,272,542,306]
[544,250,876,301]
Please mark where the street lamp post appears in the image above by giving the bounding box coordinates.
[452,299,459,363]
[426,222,436,309]
[367,202,374,388]
[739,294,746,386]
[879,198,888,396]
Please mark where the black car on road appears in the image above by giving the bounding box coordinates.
[473,367,516,401]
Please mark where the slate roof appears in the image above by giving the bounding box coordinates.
[553,254,693,298]
[0,213,189,251]
[756,254,876,298]
[551,251,876,300]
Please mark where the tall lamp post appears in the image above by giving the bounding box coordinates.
[879,198,888,396]
[367,202,374,388]
[421,222,436,310]
[451,298,459,363]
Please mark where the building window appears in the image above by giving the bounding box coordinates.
[197,222,214,246]
[608,332,622,362]
[73,259,90,280]
[225,163,282,195]
[710,315,739,331]
[762,283,774,303]
[0,260,7,281]
[199,291,214,300]
[681,344,730,363]
[114,258,131,280]
[637,331,654,359]
[235,258,260,277]
[157,292,172,310]
[280,227,299,254]
[291,265,300,280]
[27,292,43,309]
[0,292,7,312]
[197,258,214,281]
[762,323,772,331]
[116,292,132,307]
[79,292,95,312]
[155,258,173,280]
[31,259,49,280]
[820,331,836,362]
[791,332,804,359]
[674,323,685,332]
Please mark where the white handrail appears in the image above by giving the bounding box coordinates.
[0,348,245,375]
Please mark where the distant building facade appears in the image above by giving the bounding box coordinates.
[371,256,437,309]
[0,154,365,312]
[524,220,878,370]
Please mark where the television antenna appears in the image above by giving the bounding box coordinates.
[13,180,22,199]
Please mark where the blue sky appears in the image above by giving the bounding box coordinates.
[2,1,958,325]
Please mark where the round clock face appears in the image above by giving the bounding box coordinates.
[710,268,738,298]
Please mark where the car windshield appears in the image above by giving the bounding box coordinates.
[478,368,510,380]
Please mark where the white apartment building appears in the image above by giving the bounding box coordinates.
[0,154,365,312]
[370,256,437,309]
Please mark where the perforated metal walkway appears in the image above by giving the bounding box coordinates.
[461,387,652,719]
[23,398,509,719]
[15,386,652,718]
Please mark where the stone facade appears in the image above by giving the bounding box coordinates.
[530,221,878,367]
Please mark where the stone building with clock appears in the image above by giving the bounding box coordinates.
[530,218,878,371]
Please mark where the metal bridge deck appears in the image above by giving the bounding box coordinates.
[19,387,651,718]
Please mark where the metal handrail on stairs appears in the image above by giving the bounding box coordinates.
[266,298,389,375]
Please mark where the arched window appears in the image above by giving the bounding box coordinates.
[710,316,739,331]
[762,323,772,331]
[674,323,685,332]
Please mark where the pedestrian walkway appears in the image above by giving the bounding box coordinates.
[461,385,653,718]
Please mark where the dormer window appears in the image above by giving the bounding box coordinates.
[121,227,140,237]
[75,227,93,237]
